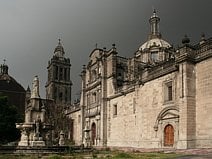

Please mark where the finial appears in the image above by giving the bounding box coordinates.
[182,34,190,44]
[95,43,98,49]
[201,32,205,40]
[81,65,86,75]
[112,43,117,53]
[3,59,6,65]
[152,7,157,17]
[26,85,31,92]
[103,47,106,52]
[153,8,156,14]
[200,32,206,44]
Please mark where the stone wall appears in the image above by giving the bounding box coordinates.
[196,57,212,148]
[68,110,82,145]
[107,72,179,148]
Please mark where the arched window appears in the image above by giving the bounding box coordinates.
[65,88,68,102]
[59,92,63,101]
[54,87,57,100]
[92,92,97,103]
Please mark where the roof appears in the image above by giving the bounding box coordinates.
[0,74,25,93]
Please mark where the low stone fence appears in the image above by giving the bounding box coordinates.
[0,145,92,154]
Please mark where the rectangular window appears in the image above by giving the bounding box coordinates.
[113,104,117,116]
[151,51,158,62]
[164,81,173,102]
[168,85,173,101]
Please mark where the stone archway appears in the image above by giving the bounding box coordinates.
[91,122,96,145]
[164,124,174,146]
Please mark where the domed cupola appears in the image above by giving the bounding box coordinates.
[54,39,65,58]
[0,59,9,75]
[139,10,171,52]
[136,10,172,64]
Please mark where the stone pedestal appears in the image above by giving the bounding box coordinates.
[16,76,52,147]
[30,141,45,147]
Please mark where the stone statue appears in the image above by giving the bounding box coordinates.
[59,130,65,146]
[31,75,40,98]
[35,115,41,135]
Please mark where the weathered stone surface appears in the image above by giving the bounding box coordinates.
[67,11,212,149]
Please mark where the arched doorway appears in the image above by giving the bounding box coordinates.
[91,123,96,145]
[164,124,174,146]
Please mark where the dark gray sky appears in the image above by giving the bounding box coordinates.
[0,0,211,100]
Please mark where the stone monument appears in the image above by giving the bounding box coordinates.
[59,130,65,146]
[16,76,52,146]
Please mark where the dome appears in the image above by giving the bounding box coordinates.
[0,63,26,119]
[0,74,25,92]
[139,38,171,51]
[0,63,25,93]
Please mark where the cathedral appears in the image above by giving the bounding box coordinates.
[66,10,212,149]
[2,10,212,149]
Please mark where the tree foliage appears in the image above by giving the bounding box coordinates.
[45,101,73,145]
[0,95,21,144]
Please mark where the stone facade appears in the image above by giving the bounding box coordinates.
[67,10,212,149]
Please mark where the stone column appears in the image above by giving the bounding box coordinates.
[177,62,196,149]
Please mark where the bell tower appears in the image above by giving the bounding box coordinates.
[45,39,72,105]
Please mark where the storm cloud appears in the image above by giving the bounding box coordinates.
[0,0,211,99]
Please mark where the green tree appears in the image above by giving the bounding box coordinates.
[0,95,21,144]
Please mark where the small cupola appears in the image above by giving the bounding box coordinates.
[149,9,161,40]
[54,39,65,57]
[0,59,9,75]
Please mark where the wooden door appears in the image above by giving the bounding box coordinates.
[91,123,96,145]
[164,124,174,146]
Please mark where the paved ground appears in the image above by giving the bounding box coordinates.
[176,154,212,159]
[114,148,212,159]
[171,149,212,159]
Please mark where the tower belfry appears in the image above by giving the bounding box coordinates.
[45,39,72,105]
